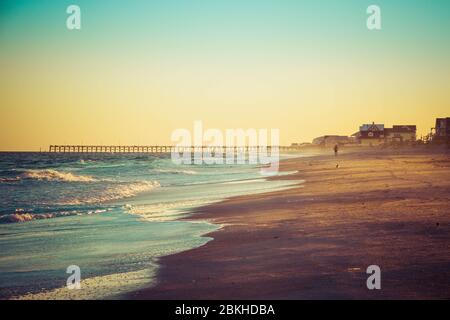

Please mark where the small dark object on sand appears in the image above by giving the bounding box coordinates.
[336,164,339,168]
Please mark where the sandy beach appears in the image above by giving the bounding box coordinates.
[127,147,450,300]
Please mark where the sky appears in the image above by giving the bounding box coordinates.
[1,0,449,151]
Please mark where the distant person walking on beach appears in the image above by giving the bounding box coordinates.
[334,144,339,157]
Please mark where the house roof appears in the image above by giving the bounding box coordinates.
[360,124,384,132]
[392,125,416,132]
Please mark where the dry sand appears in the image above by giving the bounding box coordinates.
[129,147,450,299]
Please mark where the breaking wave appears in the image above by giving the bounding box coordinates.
[0,179,160,223]
[124,199,217,222]
[0,208,113,224]
[0,177,20,183]
[18,169,97,182]
[57,180,160,205]
[152,168,198,175]
[0,210,80,224]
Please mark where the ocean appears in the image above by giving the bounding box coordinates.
[0,152,300,299]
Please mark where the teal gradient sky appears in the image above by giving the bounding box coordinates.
[1,0,449,150]
[2,0,450,56]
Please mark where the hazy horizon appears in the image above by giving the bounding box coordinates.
[1,0,449,151]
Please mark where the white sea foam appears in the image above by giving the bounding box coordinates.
[222,178,265,185]
[12,268,156,300]
[19,169,97,182]
[58,181,160,205]
[277,170,299,176]
[152,168,198,175]
[0,177,20,183]
[0,209,102,224]
[124,199,218,222]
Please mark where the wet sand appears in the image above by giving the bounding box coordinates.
[129,147,450,299]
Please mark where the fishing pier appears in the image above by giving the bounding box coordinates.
[48,145,300,153]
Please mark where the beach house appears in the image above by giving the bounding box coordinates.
[434,118,450,144]
[312,135,355,147]
[355,123,385,146]
[384,125,417,143]
[354,123,418,146]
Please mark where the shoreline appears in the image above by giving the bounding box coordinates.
[128,147,450,299]
[0,154,302,300]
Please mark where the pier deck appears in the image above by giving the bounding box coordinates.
[48,145,301,153]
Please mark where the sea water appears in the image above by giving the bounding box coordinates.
[0,152,300,299]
